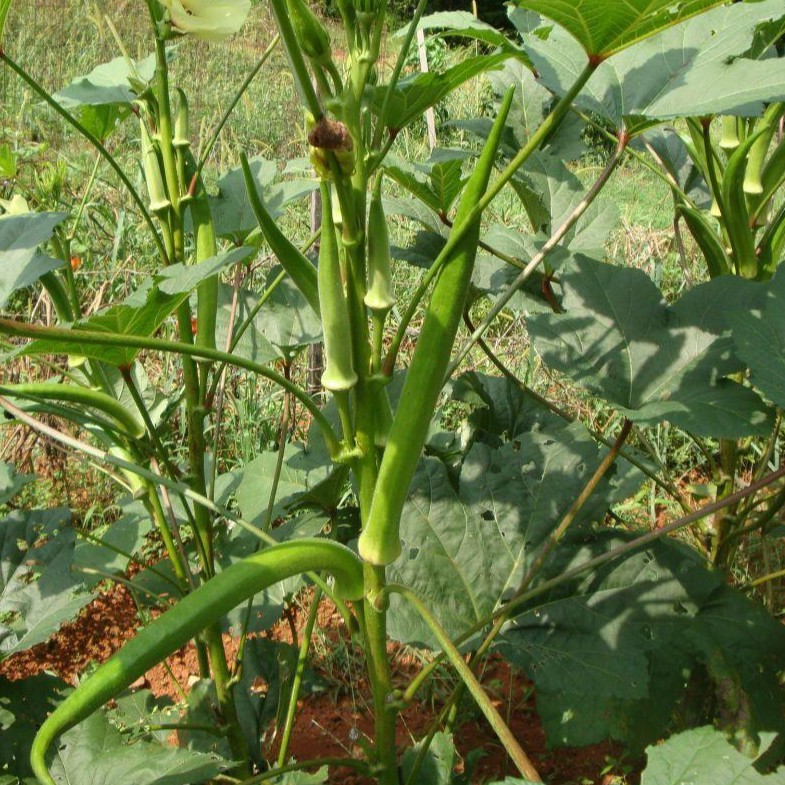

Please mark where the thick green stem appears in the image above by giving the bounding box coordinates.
[360,565,398,785]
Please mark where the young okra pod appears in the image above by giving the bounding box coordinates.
[139,118,170,214]
[364,175,395,314]
[358,88,515,566]
[319,181,358,392]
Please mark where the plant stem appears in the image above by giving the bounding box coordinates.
[276,586,322,766]
[391,585,542,782]
[447,126,626,378]
[0,318,342,457]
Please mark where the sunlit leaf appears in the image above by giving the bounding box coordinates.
[515,0,729,59]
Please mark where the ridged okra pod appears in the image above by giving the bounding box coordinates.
[365,175,395,314]
[31,539,363,785]
[358,88,515,566]
[318,181,358,392]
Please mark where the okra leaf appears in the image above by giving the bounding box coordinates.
[0,509,93,658]
[235,444,334,525]
[0,460,34,506]
[0,211,67,308]
[207,156,315,240]
[48,710,229,785]
[52,52,159,108]
[641,726,785,785]
[20,246,252,366]
[219,267,321,360]
[500,534,785,750]
[0,673,68,779]
[525,0,785,126]
[73,497,153,589]
[728,266,785,409]
[385,150,470,216]
[517,0,727,59]
[401,731,456,785]
[371,53,509,132]
[408,11,520,54]
[527,256,773,437]
[386,416,641,647]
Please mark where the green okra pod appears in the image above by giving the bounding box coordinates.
[676,203,730,279]
[722,127,767,278]
[240,153,320,316]
[139,119,170,214]
[364,175,395,314]
[357,87,515,566]
[719,116,741,152]
[30,539,363,785]
[743,104,783,196]
[318,181,358,392]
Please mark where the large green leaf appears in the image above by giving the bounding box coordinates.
[386,417,641,646]
[729,266,785,408]
[641,726,785,785]
[516,0,729,59]
[73,498,154,589]
[52,53,158,108]
[22,246,252,366]
[0,509,93,658]
[48,710,228,785]
[0,212,67,308]
[207,157,315,240]
[525,0,785,126]
[0,673,67,779]
[500,534,785,749]
[0,460,34,506]
[527,256,773,437]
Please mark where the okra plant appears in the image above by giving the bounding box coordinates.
[2,1,785,784]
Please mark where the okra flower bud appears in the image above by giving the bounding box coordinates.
[308,115,355,179]
[364,178,395,313]
[287,0,333,67]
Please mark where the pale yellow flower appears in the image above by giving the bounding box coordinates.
[160,0,251,42]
